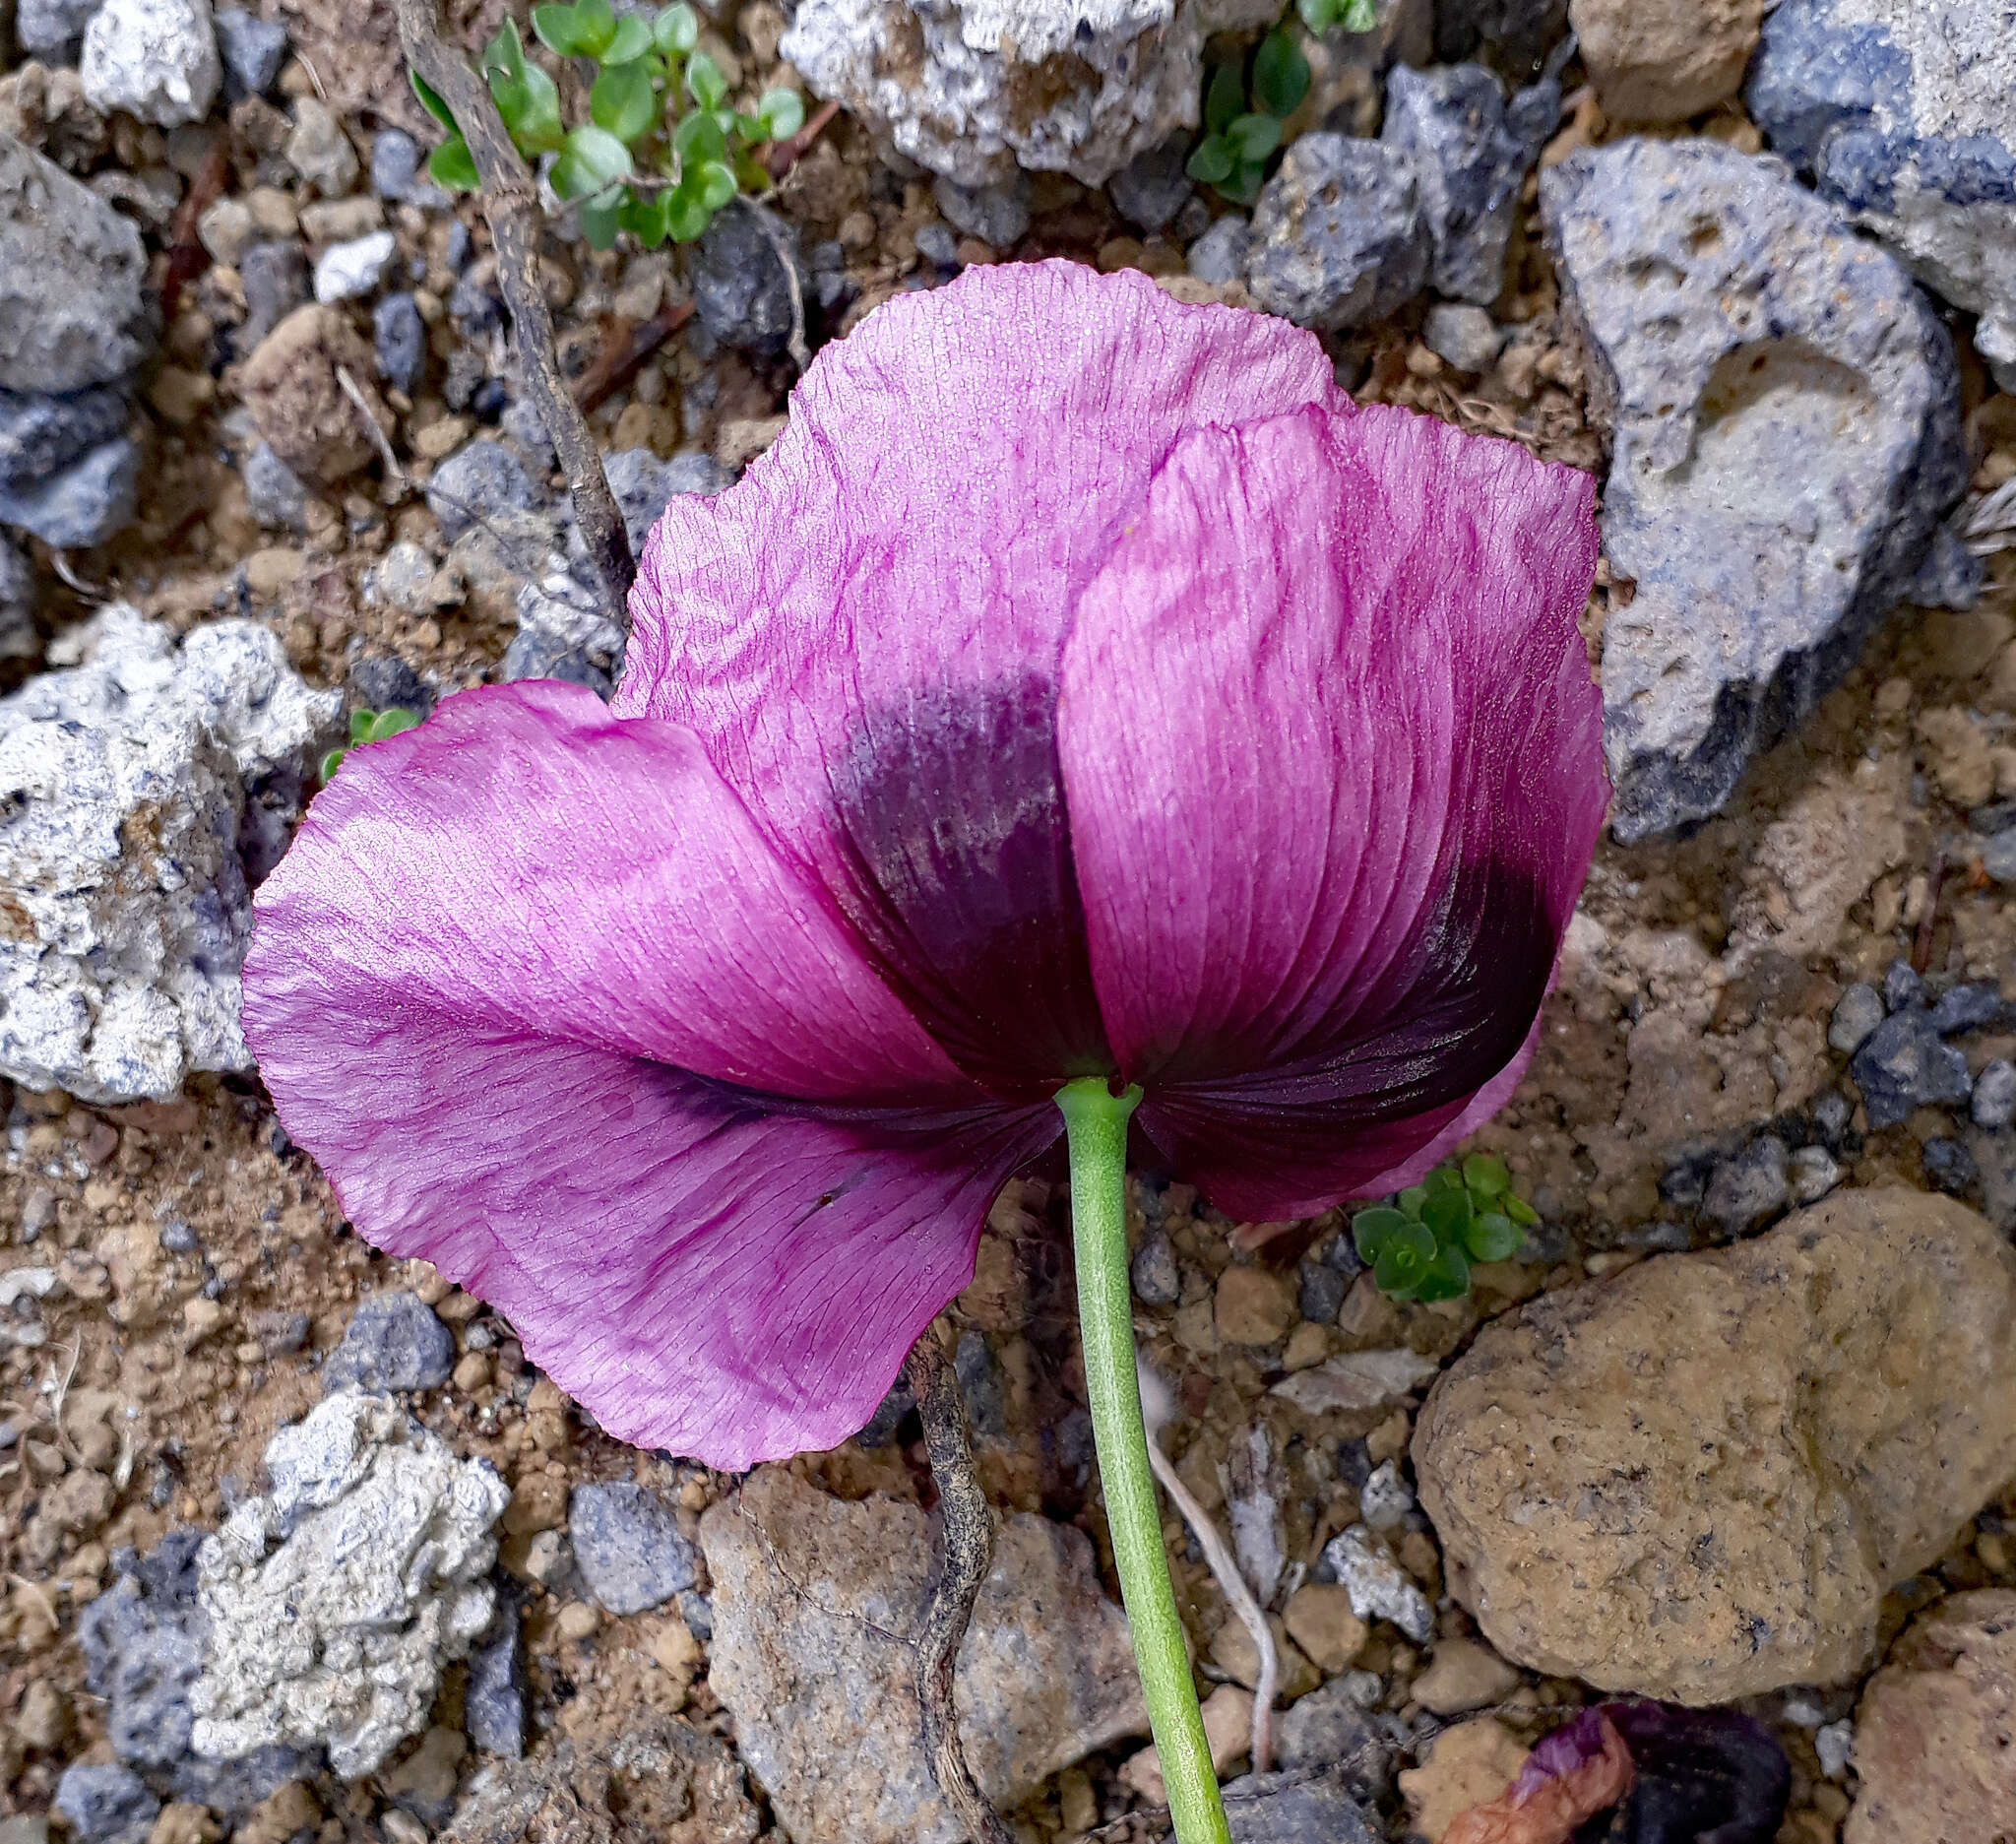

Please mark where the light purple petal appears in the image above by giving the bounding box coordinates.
[1057,402,1606,1220]
[616,261,1341,1095]
[248,678,967,1105]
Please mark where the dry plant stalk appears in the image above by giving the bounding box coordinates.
[392,0,636,623]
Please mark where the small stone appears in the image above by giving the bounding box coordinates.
[1882,958,1925,1013]
[1788,1145,1843,1206]
[238,241,309,349]
[1571,0,1763,123]
[1922,1137,1978,1196]
[1929,982,2006,1036]
[0,436,142,548]
[349,652,432,719]
[1216,1265,1297,1346]
[1701,1135,1789,1238]
[1187,214,1251,285]
[81,0,221,128]
[213,7,287,96]
[1222,1771,1381,1844]
[197,197,255,267]
[239,302,392,484]
[426,438,536,541]
[55,1763,159,1844]
[322,1291,454,1393]
[1422,302,1502,374]
[1109,131,1193,233]
[1972,1059,2016,1130]
[1321,1524,1433,1643]
[1983,830,2016,887]
[1272,1676,1392,1787]
[371,127,443,206]
[1829,983,1884,1053]
[1358,1458,1415,1530]
[1281,1582,1367,1673]
[16,0,104,60]
[1815,1718,1854,1780]
[284,97,359,197]
[1399,1719,1529,1844]
[499,630,610,698]
[1297,1258,1347,1325]
[0,385,130,493]
[1270,1347,1440,1414]
[913,220,959,267]
[465,1601,527,1757]
[1248,136,1429,330]
[1131,1231,1181,1306]
[372,293,426,397]
[382,1727,468,1826]
[16,1680,69,1750]
[692,204,807,358]
[243,441,306,532]
[569,1482,696,1615]
[1852,1012,1973,1129]
[931,174,1030,250]
[313,229,396,304]
[1413,1635,1521,1715]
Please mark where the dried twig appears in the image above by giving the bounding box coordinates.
[392,0,635,624]
[764,97,840,180]
[336,364,410,493]
[574,300,697,413]
[903,1329,1015,1844]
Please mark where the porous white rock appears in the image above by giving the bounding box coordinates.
[191,1393,510,1779]
[82,0,222,129]
[0,605,341,1102]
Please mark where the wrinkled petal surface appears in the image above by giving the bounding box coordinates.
[1058,403,1605,1220]
[619,261,1341,1097]
[1444,1709,1634,1844]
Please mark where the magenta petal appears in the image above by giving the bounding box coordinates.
[247,678,966,1105]
[617,261,1341,1095]
[1058,402,1606,1219]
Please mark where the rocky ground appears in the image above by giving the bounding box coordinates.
[4,0,2016,1840]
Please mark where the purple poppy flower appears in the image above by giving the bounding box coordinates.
[246,262,1606,1469]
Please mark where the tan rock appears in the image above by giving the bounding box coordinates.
[1416,1190,2016,1703]
[1916,705,1996,809]
[1412,1636,1521,1715]
[1569,0,1765,123]
[1398,1717,1529,1843]
[238,303,392,483]
[1209,1615,1319,1699]
[502,1472,568,1537]
[1216,1265,1297,1346]
[1845,1590,2016,1844]
[1283,1582,1368,1673]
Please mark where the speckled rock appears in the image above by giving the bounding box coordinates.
[700,1468,1146,1844]
[1415,1189,2016,1702]
[1247,135,1429,328]
[780,0,1285,188]
[81,0,221,128]
[1747,0,2016,390]
[1570,0,1764,123]
[1845,1589,2016,1844]
[1542,139,1967,839]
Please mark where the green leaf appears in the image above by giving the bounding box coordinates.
[427,134,479,190]
[1420,1185,1473,1247]
[653,2,699,53]
[480,16,528,83]
[532,2,589,55]
[1295,0,1334,36]
[685,48,726,108]
[1343,0,1379,29]
[1205,62,1243,134]
[1185,134,1234,185]
[1504,1193,1540,1227]
[1464,1211,1523,1264]
[410,69,458,129]
[1372,1221,1435,1298]
[348,708,376,744]
[513,64,565,154]
[757,87,804,141]
[692,159,737,209]
[604,12,653,61]
[1352,1205,1413,1265]
[664,185,712,240]
[1397,1184,1428,1218]
[364,707,423,742]
[673,107,726,166]
[1462,1153,1510,1198]
[318,746,346,782]
[1251,26,1309,118]
[1424,1164,1466,1196]
[553,122,634,198]
[1220,159,1267,205]
[591,59,658,142]
[1228,111,1282,161]
[620,189,670,246]
[1413,1240,1472,1303]
[573,0,617,55]
[578,186,625,248]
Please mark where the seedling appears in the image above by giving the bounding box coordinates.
[1352,1153,1538,1302]
[321,707,423,783]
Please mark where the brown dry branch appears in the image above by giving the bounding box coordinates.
[392,0,636,622]
[903,1328,1016,1844]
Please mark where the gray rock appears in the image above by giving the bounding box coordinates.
[569,1482,695,1615]
[1882,957,1924,1012]
[0,385,130,493]
[498,628,611,698]
[1788,1144,1843,1206]
[1110,130,1194,233]
[1929,982,2006,1036]
[213,5,287,96]
[1434,0,1570,77]
[1542,139,1969,839]
[1972,1058,2016,1131]
[243,440,307,531]
[0,435,142,548]
[191,1393,509,1779]
[53,1764,158,1844]
[0,135,156,394]
[465,1597,527,1757]
[693,204,809,357]
[1909,520,1985,610]
[284,97,359,197]
[781,0,1288,190]
[1319,1523,1434,1641]
[1422,300,1502,372]
[597,446,727,557]
[1702,1135,1790,1239]
[323,1292,454,1393]
[701,1468,1146,1844]
[373,292,426,396]
[81,0,221,128]
[1271,1676,1394,1786]
[1746,0,2016,390]
[1248,135,1429,329]
[1382,61,1553,304]
[914,220,960,268]
[854,1381,914,1447]
[1810,1088,1855,1146]
[1223,1769,1382,1843]
[426,439,537,541]
[314,229,397,304]
[238,239,308,349]
[1131,1230,1181,1305]
[932,173,1030,249]
[349,652,433,719]
[16,0,105,61]
[1187,212,1251,284]
[77,1529,209,1769]
[1851,1011,1973,1129]
[1984,828,2016,888]
[1829,982,1885,1054]
[1297,1258,1348,1324]
[370,126,446,206]
[1922,1136,1978,1196]
[1,536,33,664]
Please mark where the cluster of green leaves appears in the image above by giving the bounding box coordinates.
[1297,0,1378,33]
[321,707,422,783]
[1351,1154,1539,1303]
[1186,26,1308,204]
[412,2,804,251]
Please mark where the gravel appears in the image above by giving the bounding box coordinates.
[321,1291,455,1393]
[1829,983,1885,1054]
[569,1483,697,1615]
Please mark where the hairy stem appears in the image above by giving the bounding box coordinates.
[1056,1078,1229,1844]
[903,1330,1015,1844]
[392,0,636,624]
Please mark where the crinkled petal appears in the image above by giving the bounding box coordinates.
[618,261,1341,1097]
[248,678,967,1106]
[249,969,1052,1463]
[1058,402,1606,1220]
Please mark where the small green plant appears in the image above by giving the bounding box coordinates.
[1186,25,1308,204]
[321,707,423,783]
[1351,1153,1538,1303]
[412,3,804,251]
[1297,0,1378,32]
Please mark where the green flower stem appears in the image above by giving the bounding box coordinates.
[1056,1077,1230,1844]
